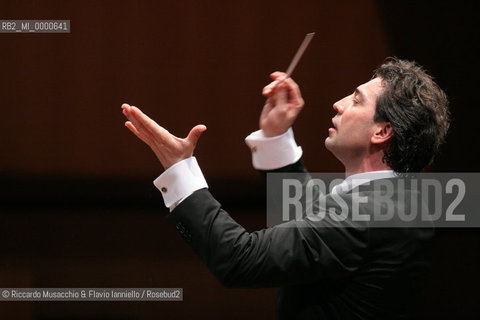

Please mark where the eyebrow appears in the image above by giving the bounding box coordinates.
[354,88,366,102]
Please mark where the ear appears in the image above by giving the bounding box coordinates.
[371,122,392,145]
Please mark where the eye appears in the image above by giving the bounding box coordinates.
[350,93,359,105]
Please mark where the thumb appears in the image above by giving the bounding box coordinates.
[186,124,207,146]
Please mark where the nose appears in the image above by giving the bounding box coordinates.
[333,100,344,114]
[333,94,350,114]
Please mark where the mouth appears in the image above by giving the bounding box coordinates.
[329,119,337,131]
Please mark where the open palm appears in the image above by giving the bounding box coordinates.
[121,104,206,169]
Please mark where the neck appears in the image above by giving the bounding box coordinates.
[342,149,392,178]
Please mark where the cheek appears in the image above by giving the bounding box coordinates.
[341,113,362,130]
[353,111,375,129]
[342,115,374,140]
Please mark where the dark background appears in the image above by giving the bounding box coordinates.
[1,0,479,319]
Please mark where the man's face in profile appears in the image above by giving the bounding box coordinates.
[325,77,384,163]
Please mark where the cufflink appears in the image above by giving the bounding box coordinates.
[161,187,168,193]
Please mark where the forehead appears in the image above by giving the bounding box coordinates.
[357,77,383,103]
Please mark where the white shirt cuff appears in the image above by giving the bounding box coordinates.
[153,157,208,210]
[244,128,303,170]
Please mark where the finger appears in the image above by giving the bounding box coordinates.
[130,106,170,139]
[263,72,288,96]
[264,76,290,97]
[127,106,170,144]
[122,107,132,121]
[123,107,138,127]
[124,106,152,135]
[262,97,274,113]
[129,106,157,131]
[270,71,287,80]
[262,80,279,96]
[121,103,132,118]
[121,103,136,119]
[124,107,163,147]
[125,121,151,145]
[260,99,274,125]
[283,78,304,107]
[122,104,135,121]
[186,124,207,147]
[263,77,288,96]
[276,86,288,106]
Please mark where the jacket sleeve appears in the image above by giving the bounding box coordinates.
[166,189,369,288]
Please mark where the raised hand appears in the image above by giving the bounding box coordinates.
[121,104,207,169]
[260,72,305,137]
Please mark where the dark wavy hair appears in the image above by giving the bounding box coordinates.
[373,58,450,173]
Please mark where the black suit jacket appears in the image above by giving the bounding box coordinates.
[166,160,433,319]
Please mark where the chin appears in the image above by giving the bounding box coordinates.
[324,137,333,151]
[325,136,343,154]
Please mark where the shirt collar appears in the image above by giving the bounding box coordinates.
[332,170,396,194]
